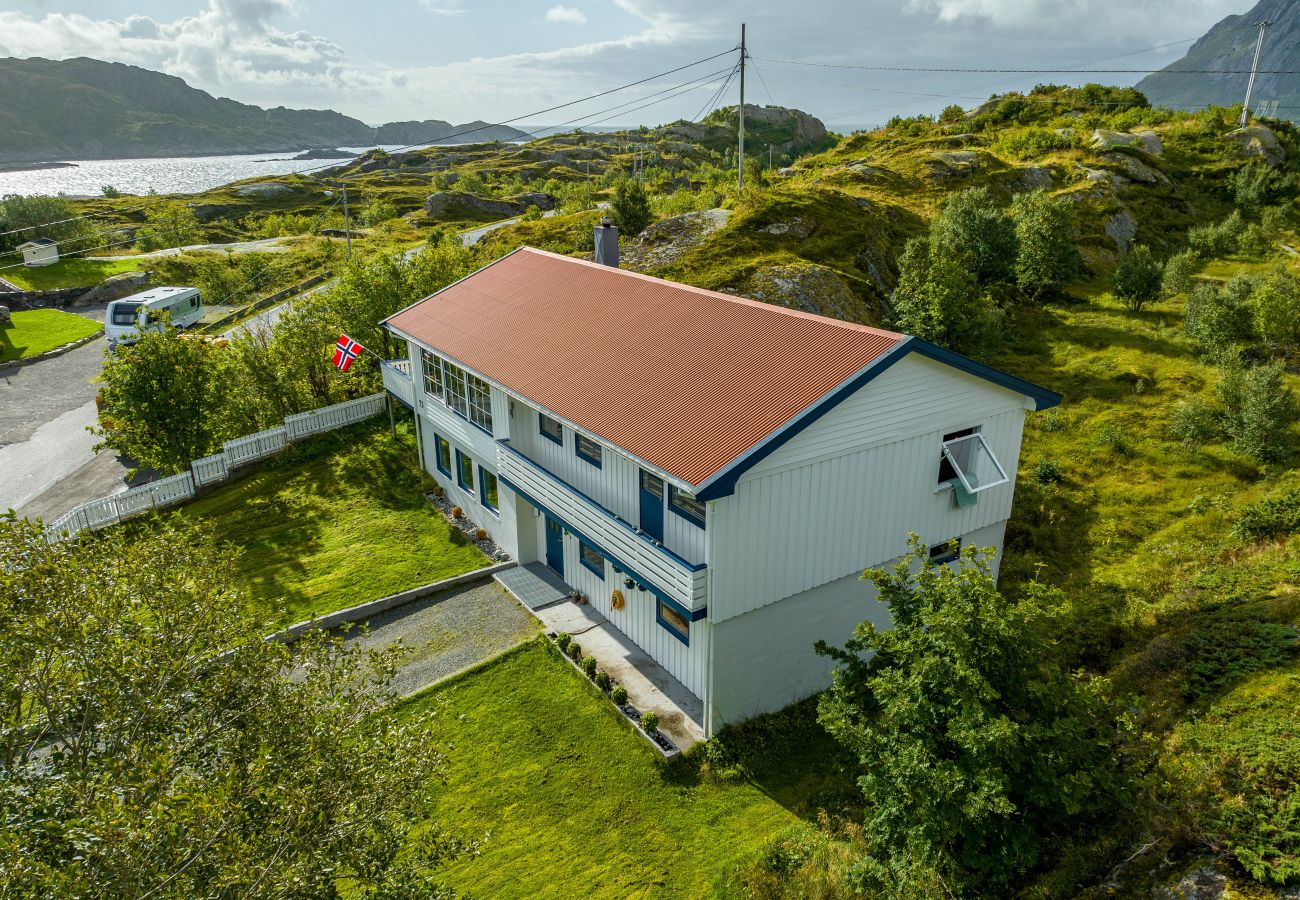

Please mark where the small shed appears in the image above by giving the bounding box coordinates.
[16,239,59,267]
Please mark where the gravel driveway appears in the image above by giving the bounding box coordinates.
[341,578,541,698]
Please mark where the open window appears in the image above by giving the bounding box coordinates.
[939,430,1008,494]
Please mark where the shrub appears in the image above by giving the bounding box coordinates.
[1168,397,1221,448]
[1233,487,1300,540]
[1251,266,1300,352]
[1232,159,1285,214]
[555,632,572,652]
[1238,222,1271,257]
[1090,422,1131,456]
[889,236,1001,356]
[594,671,612,691]
[581,655,598,678]
[449,506,462,519]
[609,179,652,236]
[930,186,1018,285]
[1035,408,1066,432]
[567,641,582,661]
[1187,213,1245,258]
[1010,189,1078,301]
[1185,280,1254,357]
[994,127,1072,160]
[1112,244,1162,311]
[1216,359,1299,463]
[1161,249,1199,297]
[939,104,965,123]
[611,684,628,705]
[474,527,488,542]
[639,710,660,733]
[1033,459,1064,484]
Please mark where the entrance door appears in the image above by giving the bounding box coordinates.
[544,515,565,577]
[639,469,665,543]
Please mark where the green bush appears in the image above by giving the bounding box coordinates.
[611,684,628,705]
[1185,280,1255,358]
[1161,250,1199,297]
[566,641,582,662]
[594,670,612,691]
[930,186,1018,285]
[1168,397,1221,448]
[1250,266,1300,352]
[1090,422,1131,456]
[1216,359,1299,463]
[994,127,1072,160]
[1187,212,1246,258]
[1231,160,1285,214]
[1233,487,1300,540]
[581,655,598,678]
[1112,244,1162,311]
[1010,189,1079,301]
[1033,459,1064,484]
[554,632,571,652]
[639,710,660,733]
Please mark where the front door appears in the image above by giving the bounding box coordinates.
[639,469,665,543]
[544,515,564,577]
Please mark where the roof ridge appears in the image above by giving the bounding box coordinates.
[517,246,904,341]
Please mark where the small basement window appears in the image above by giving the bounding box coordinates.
[939,429,1009,494]
[539,412,563,445]
[579,541,604,578]
[575,434,603,467]
[656,599,690,645]
[928,539,961,565]
[479,466,498,512]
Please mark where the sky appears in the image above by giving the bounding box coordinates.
[0,0,1260,129]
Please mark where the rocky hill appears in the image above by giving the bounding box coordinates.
[0,57,528,163]
[1137,0,1299,122]
[657,104,833,157]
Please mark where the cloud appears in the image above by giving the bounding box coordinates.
[903,0,1246,41]
[419,0,466,15]
[546,5,588,24]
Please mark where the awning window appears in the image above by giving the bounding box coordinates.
[940,432,1009,495]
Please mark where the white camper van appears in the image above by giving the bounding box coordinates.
[104,286,204,348]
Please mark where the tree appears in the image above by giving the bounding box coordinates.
[930,186,1017,285]
[1216,359,1299,463]
[938,104,966,123]
[1112,244,1162,311]
[1161,249,1199,298]
[136,200,202,251]
[1184,280,1254,358]
[609,178,652,237]
[0,516,464,897]
[93,329,228,474]
[816,538,1125,897]
[1009,189,1078,301]
[0,193,102,254]
[890,236,999,356]
[1250,266,1300,352]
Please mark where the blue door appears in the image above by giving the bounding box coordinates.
[545,515,564,577]
[639,470,665,543]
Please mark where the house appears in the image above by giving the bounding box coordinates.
[380,244,1059,736]
[16,238,59,267]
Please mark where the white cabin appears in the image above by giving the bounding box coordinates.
[16,239,58,267]
[381,247,1059,736]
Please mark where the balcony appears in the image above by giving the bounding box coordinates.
[380,359,414,409]
[496,439,708,614]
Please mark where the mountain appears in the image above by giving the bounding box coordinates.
[1136,0,1299,121]
[0,57,528,163]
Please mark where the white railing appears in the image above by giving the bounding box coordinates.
[379,359,415,409]
[44,393,387,542]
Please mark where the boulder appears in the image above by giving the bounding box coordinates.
[1100,152,1170,187]
[776,166,797,177]
[187,203,243,221]
[1105,209,1138,253]
[928,151,981,178]
[1054,127,1076,139]
[845,162,887,180]
[1133,130,1164,156]
[80,271,152,306]
[0,305,9,326]
[618,208,731,274]
[740,263,876,323]
[1224,125,1285,167]
[1152,867,1227,900]
[510,191,559,211]
[760,217,815,239]
[423,191,526,219]
[1090,129,1156,154]
[1014,166,1054,191]
[233,181,297,198]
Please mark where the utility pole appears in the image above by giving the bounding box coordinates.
[341,184,353,259]
[738,23,746,192]
[1239,19,1271,128]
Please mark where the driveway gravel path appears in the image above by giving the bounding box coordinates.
[340,578,541,698]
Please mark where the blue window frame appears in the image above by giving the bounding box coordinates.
[668,485,705,528]
[479,466,499,512]
[575,433,603,467]
[538,412,563,445]
[434,434,451,476]
[456,449,474,492]
[656,599,690,645]
[579,541,604,578]
[928,538,961,565]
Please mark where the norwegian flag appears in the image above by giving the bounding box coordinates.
[332,334,363,373]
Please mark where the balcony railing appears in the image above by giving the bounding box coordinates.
[380,359,414,409]
[496,439,708,613]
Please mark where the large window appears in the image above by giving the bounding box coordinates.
[668,485,705,527]
[656,599,690,645]
[466,373,493,432]
[456,449,474,492]
[422,351,443,399]
[579,541,604,578]
[444,361,469,418]
[479,466,498,512]
[539,412,563,445]
[435,434,451,476]
[575,434,603,467]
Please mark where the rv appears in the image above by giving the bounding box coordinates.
[104,287,204,348]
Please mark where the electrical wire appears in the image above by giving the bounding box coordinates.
[694,63,740,123]
[749,55,777,106]
[754,56,1300,75]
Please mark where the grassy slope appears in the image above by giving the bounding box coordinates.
[3,256,146,290]
[168,419,488,626]
[0,308,101,361]
[406,641,802,899]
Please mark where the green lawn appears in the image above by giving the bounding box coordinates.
[0,308,102,362]
[171,419,489,626]
[406,641,816,899]
[3,256,147,290]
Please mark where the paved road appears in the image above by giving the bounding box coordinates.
[87,237,291,260]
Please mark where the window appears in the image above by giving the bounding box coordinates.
[435,434,451,476]
[443,361,469,418]
[928,538,961,565]
[656,599,690,645]
[579,541,604,578]
[575,434,603,467]
[668,485,705,527]
[940,430,1009,494]
[456,449,474,492]
[466,373,493,432]
[111,302,141,326]
[538,412,563,445]
[937,428,975,484]
[479,467,499,512]
[422,351,444,398]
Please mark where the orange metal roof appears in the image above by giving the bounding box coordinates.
[385,247,904,486]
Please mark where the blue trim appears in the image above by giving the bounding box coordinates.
[578,540,605,579]
[538,412,564,446]
[694,338,1062,501]
[575,434,603,468]
[434,433,452,476]
[667,485,705,529]
[479,466,498,512]
[455,448,474,492]
[498,440,705,572]
[655,599,691,645]
[499,473,706,620]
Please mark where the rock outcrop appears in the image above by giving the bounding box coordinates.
[619,209,731,273]
[81,271,152,305]
[1224,125,1286,166]
[739,263,875,322]
[1090,129,1163,156]
[423,192,526,219]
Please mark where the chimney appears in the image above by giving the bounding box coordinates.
[594,217,619,268]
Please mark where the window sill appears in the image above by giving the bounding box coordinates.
[934,480,956,494]
[668,504,705,529]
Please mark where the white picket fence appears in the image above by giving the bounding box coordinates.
[45,394,386,541]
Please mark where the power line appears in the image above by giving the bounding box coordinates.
[749,56,776,106]
[754,56,1300,75]
[694,63,740,123]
